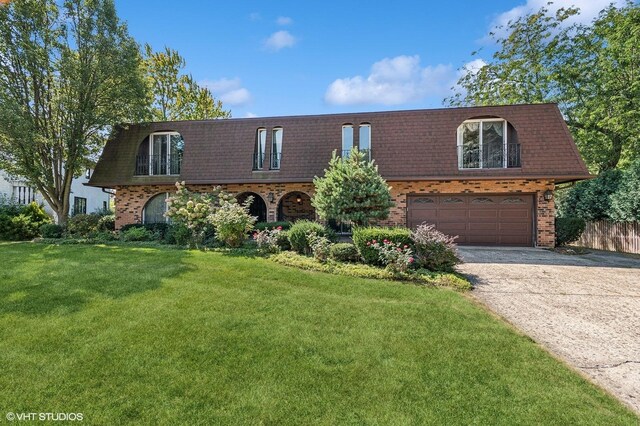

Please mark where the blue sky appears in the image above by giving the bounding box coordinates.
[115,0,623,118]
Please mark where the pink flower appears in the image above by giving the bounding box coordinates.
[366,242,371,246]
[409,257,414,263]
[397,247,401,252]
[372,240,377,244]
[404,245,408,249]
[277,226,283,230]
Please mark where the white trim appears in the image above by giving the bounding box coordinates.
[457,118,508,170]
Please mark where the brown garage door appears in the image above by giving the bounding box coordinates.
[407,194,534,246]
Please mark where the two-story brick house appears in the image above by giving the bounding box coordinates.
[87,103,591,247]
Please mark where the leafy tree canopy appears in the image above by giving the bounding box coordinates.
[312,148,393,226]
[446,2,640,173]
[143,44,230,121]
[0,0,148,223]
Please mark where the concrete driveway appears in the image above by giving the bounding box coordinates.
[457,247,640,414]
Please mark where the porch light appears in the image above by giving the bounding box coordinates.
[296,195,302,204]
[543,190,553,201]
[268,192,275,203]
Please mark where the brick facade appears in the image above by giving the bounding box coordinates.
[115,178,555,248]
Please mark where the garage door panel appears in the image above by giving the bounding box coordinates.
[408,194,534,247]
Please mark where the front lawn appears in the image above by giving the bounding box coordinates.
[0,243,635,424]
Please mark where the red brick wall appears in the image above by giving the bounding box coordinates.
[115,178,555,247]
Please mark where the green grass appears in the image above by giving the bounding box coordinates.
[0,242,636,425]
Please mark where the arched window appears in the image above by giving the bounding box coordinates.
[271,127,283,169]
[342,124,353,157]
[253,128,266,170]
[135,132,184,176]
[457,119,520,169]
[143,193,169,224]
[359,123,371,160]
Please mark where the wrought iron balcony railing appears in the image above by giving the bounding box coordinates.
[253,152,266,170]
[341,148,371,161]
[458,143,521,169]
[135,154,182,176]
[271,152,282,169]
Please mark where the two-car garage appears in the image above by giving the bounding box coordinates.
[407,194,535,246]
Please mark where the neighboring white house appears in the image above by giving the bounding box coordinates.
[0,169,112,221]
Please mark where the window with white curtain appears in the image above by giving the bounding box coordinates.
[271,127,283,169]
[457,119,507,169]
[253,128,266,169]
[342,125,353,157]
[359,124,371,160]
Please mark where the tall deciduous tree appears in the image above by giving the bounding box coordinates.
[312,148,393,226]
[144,44,230,121]
[446,2,640,173]
[0,0,148,223]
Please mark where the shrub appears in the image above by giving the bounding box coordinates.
[66,213,102,237]
[253,227,284,253]
[40,223,64,238]
[411,223,461,272]
[555,217,586,246]
[120,223,171,241]
[0,202,51,241]
[121,226,155,242]
[352,226,412,265]
[329,243,360,262]
[98,214,116,232]
[255,221,291,231]
[609,160,640,221]
[308,231,332,263]
[368,239,415,273]
[287,220,331,255]
[210,199,257,248]
[164,223,191,245]
[556,169,622,221]
[276,230,291,251]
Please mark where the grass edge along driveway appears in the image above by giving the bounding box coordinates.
[0,242,636,425]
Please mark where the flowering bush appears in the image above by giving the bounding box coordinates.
[307,231,332,263]
[411,223,460,272]
[367,239,414,273]
[253,226,284,253]
[165,182,234,248]
[209,198,257,248]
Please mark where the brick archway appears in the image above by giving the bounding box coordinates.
[277,191,315,222]
[237,192,267,223]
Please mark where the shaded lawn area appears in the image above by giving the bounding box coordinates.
[0,243,636,425]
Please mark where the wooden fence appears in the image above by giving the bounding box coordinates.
[574,220,640,254]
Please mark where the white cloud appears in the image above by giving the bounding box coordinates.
[324,55,458,106]
[264,30,297,51]
[486,0,627,40]
[201,78,252,106]
[244,112,258,118]
[276,16,293,25]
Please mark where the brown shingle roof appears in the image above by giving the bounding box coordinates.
[88,103,591,188]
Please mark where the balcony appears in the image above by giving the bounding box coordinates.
[253,152,266,170]
[458,143,521,169]
[135,154,182,176]
[271,152,282,169]
[341,148,372,161]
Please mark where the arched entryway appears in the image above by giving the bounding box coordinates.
[277,191,315,222]
[237,192,267,223]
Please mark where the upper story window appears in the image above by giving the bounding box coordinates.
[271,127,283,169]
[135,132,184,176]
[253,128,266,170]
[457,119,520,169]
[359,123,371,160]
[341,124,353,157]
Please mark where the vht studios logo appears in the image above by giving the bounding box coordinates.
[6,412,84,422]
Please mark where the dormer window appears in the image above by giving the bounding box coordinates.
[253,128,266,170]
[271,127,283,169]
[457,119,520,169]
[341,124,353,157]
[359,124,371,160]
[135,132,184,176]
